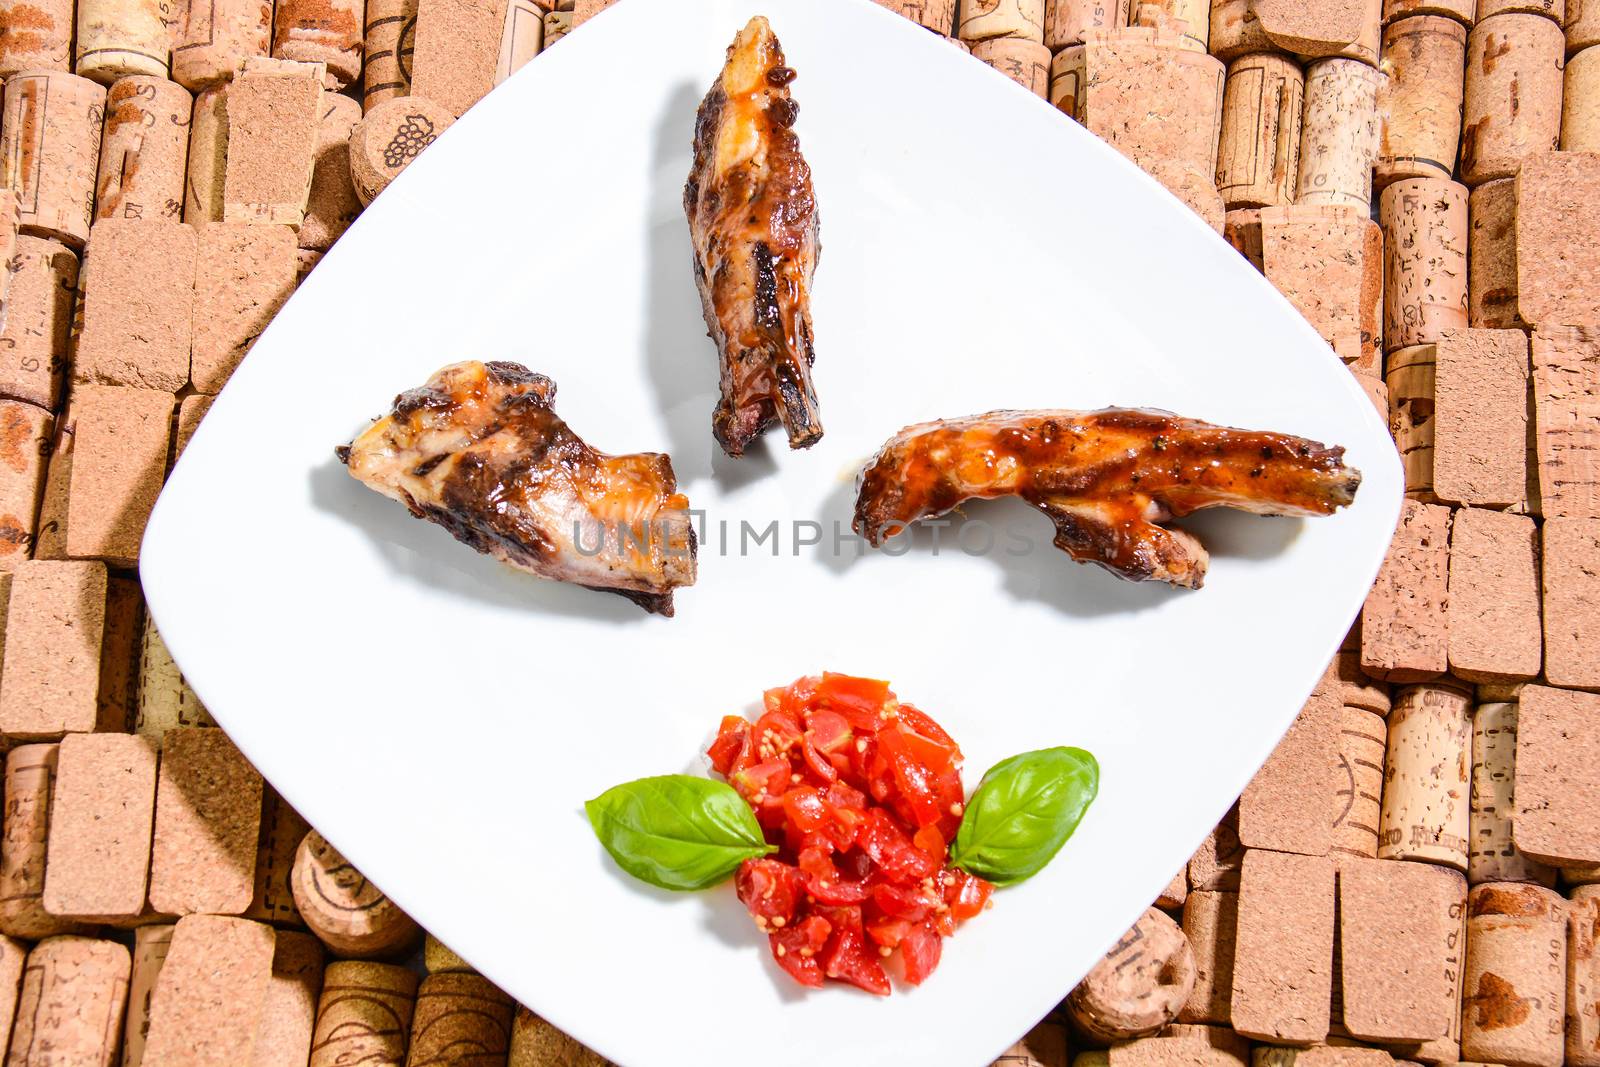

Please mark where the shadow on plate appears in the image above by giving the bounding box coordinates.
[308,453,647,624]
[812,477,1303,618]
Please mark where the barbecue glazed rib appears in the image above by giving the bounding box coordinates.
[853,409,1362,589]
[685,16,822,457]
[338,361,697,615]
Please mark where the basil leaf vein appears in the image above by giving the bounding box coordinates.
[585,774,776,891]
[949,747,1099,886]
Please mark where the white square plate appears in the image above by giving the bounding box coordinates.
[142,1,1402,1063]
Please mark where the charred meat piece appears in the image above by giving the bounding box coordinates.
[339,361,697,615]
[685,16,822,457]
[853,408,1362,589]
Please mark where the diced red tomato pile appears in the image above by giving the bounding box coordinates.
[707,673,993,995]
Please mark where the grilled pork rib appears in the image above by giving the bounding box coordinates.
[685,16,822,457]
[853,409,1361,589]
[339,361,696,615]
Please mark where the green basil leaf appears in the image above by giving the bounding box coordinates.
[949,747,1099,887]
[585,774,776,891]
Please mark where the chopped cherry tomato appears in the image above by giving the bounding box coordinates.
[711,674,993,996]
[899,921,942,986]
[769,914,831,988]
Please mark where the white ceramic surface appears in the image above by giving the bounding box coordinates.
[141,1,1403,1063]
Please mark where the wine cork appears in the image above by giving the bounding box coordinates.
[64,384,174,567]
[1080,27,1225,176]
[1461,883,1567,1066]
[496,0,542,84]
[192,221,296,392]
[1325,650,1392,715]
[1467,178,1523,328]
[1297,58,1384,209]
[1155,868,1188,910]
[1049,43,1084,117]
[1189,806,1244,891]
[1131,0,1208,50]
[958,0,1046,42]
[1385,0,1476,23]
[1513,684,1600,865]
[295,245,321,282]
[142,914,276,1067]
[1261,204,1382,374]
[348,94,454,205]
[1448,509,1541,683]
[0,399,48,569]
[1574,0,1600,47]
[0,236,75,409]
[1361,500,1451,682]
[174,393,212,457]
[1564,44,1600,148]
[1239,688,1339,856]
[1216,53,1303,209]
[1571,890,1600,1066]
[1376,16,1467,186]
[1339,858,1466,1042]
[422,935,471,974]
[1065,906,1197,1041]
[0,560,107,739]
[291,830,422,958]
[1437,325,1532,505]
[1332,705,1388,860]
[255,931,324,1067]
[567,0,611,28]
[74,0,172,82]
[875,0,959,33]
[361,0,417,110]
[9,937,131,1065]
[1380,177,1468,351]
[1254,0,1370,57]
[42,732,158,922]
[1225,206,1264,269]
[0,0,72,74]
[309,961,419,1067]
[1530,325,1600,520]
[1232,850,1337,1044]
[0,71,107,247]
[1461,13,1564,185]
[411,0,506,117]
[181,85,226,225]
[172,0,272,90]
[994,1023,1069,1067]
[509,1011,609,1067]
[541,7,568,48]
[222,58,326,226]
[405,972,514,1067]
[1470,701,1558,886]
[1379,681,1473,870]
[1180,890,1238,1024]
[273,0,364,88]
[0,745,92,939]
[30,398,70,560]
[95,75,190,221]
[75,219,195,389]
[136,615,216,735]
[1045,0,1128,48]
[1482,0,1563,18]
[97,574,143,734]
[972,37,1052,95]
[0,939,21,1062]
[244,788,310,927]
[148,728,264,916]
[1208,0,1272,61]
[122,924,175,1067]
[1543,519,1600,694]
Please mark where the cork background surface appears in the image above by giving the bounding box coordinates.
[0,0,1593,1064]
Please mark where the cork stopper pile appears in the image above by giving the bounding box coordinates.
[0,0,1593,1064]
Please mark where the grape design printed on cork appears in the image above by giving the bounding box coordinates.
[382,111,438,168]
